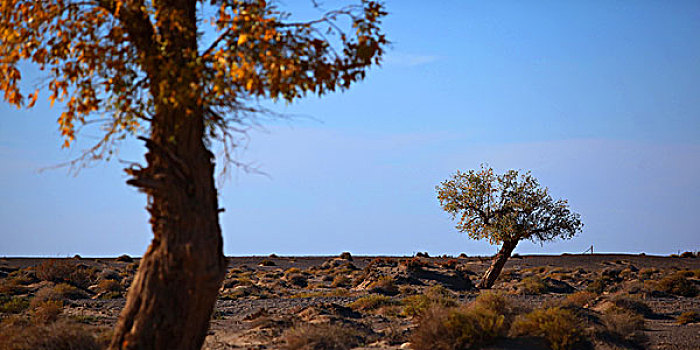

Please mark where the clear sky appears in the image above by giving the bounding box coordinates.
[1,1,699,257]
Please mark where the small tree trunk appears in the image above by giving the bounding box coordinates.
[477,240,518,289]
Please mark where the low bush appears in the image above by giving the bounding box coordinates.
[349,295,396,312]
[563,291,597,308]
[32,283,86,307]
[0,319,106,350]
[676,311,699,325]
[259,259,276,267]
[680,251,696,258]
[339,252,353,261]
[0,278,28,296]
[368,276,399,296]
[511,307,585,350]
[410,305,506,350]
[31,300,63,324]
[655,274,698,297]
[97,279,122,293]
[608,294,653,317]
[586,277,614,294]
[34,260,96,289]
[0,296,30,314]
[330,275,350,288]
[599,308,645,344]
[116,254,133,262]
[516,276,547,295]
[283,323,362,350]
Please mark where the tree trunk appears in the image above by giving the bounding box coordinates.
[109,1,227,349]
[477,240,518,289]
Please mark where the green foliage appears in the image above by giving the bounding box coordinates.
[511,307,584,350]
[436,165,583,245]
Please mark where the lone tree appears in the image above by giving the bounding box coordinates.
[436,165,583,289]
[1,0,386,349]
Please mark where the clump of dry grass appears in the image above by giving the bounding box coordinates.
[330,275,351,288]
[516,276,547,295]
[562,291,597,308]
[30,300,63,324]
[676,311,699,325]
[283,323,363,350]
[0,296,30,314]
[368,276,399,296]
[608,293,653,317]
[510,307,585,350]
[97,279,122,293]
[0,318,106,350]
[655,274,698,297]
[34,260,95,289]
[32,283,86,306]
[599,307,646,344]
[349,295,397,312]
[410,303,507,350]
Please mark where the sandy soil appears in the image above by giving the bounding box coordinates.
[1,254,699,349]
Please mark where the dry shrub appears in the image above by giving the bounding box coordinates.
[0,296,29,314]
[586,277,614,295]
[349,295,396,312]
[283,323,362,350]
[608,294,652,317]
[600,308,645,344]
[563,291,597,308]
[516,276,547,295]
[285,273,308,288]
[0,279,28,296]
[402,286,458,317]
[0,319,105,350]
[32,283,86,307]
[34,260,95,289]
[676,311,699,325]
[410,304,506,350]
[97,279,122,293]
[31,300,63,324]
[259,259,276,267]
[368,276,399,296]
[330,275,350,288]
[511,307,585,350]
[339,252,353,261]
[655,274,698,297]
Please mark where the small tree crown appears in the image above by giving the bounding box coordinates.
[436,165,583,245]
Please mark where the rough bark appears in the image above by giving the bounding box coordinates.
[477,239,518,289]
[109,1,227,349]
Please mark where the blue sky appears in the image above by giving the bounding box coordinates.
[1,1,699,256]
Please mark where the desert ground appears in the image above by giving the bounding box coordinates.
[1,253,699,349]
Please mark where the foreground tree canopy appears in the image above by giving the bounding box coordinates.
[1,0,387,349]
[436,165,583,289]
